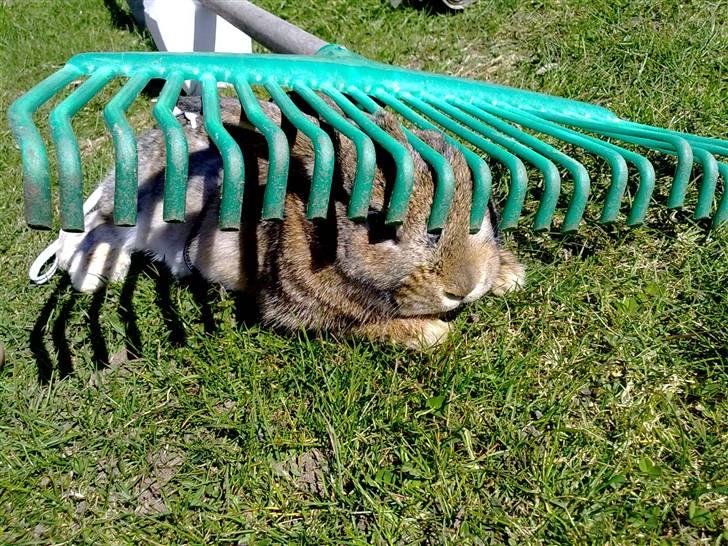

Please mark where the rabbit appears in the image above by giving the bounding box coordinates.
[54,95,524,348]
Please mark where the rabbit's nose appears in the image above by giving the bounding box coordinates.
[443,291,465,302]
[440,292,464,312]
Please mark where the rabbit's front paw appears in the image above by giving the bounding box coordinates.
[491,250,525,296]
[357,318,451,349]
[410,319,451,348]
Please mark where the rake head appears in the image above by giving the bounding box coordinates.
[8,46,728,236]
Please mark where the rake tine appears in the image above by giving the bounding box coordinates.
[266,82,334,220]
[103,72,151,226]
[593,140,656,226]
[49,68,116,231]
[630,140,717,221]
[593,131,718,220]
[323,86,415,225]
[653,130,728,226]
[678,135,728,224]
[714,163,728,228]
[233,77,290,219]
[8,64,82,229]
[152,73,188,223]
[592,130,704,208]
[526,110,660,226]
[346,89,380,113]
[625,123,728,156]
[374,90,491,233]
[692,149,720,220]
[153,73,188,223]
[479,104,629,225]
[456,100,592,232]
[402,94,527,230]
[636,126,727,226]
[403,129,455,232]
[432,98,563,232]
[543,114,694,209]
[200,75,245,229]
[349,89,454,232]
[293,85,377,220]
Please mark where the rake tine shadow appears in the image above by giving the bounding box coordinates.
[30,276,72,384]
[118,254,145,360]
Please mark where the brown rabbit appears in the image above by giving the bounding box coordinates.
[54,96,524,348]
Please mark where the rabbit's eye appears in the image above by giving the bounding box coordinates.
[427,231,441,246]
[367,210,398,244]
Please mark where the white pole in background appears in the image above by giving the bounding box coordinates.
[139,0,253,95]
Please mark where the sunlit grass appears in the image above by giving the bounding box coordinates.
[0,0,726,543]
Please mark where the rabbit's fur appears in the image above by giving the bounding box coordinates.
[57,96,524,348]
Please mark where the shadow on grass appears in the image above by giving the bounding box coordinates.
[507,208,714,266]
[28,254,258,384]
[30,276,73,383]
[102,0,141,33]
[29,278,114,382]
[387,0,472,14]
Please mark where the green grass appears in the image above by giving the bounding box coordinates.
[1,0,727,543]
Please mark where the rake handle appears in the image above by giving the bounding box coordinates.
[199,0,328,56]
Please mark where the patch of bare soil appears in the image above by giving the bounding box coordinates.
[133,447,184,515]
[272,448,331,496]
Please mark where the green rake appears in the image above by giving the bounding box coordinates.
[8,0,728,240]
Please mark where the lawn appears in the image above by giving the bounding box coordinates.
[1,0,726,543]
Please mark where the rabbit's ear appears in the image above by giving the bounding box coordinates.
[373,109,408,144]
[487,200,501,239]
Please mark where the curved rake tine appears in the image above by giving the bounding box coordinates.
[8,64,83,229]
[544,114,694,208]
[500,105,655,226]
[375,90,491,233]
[323,85,414,225]
[649,143,717,221]
[347,89,380,113]
[103,72,152,226]
[626,122,728,155]
[456,100,592,232]
[657,132,728,225]
[349,89,454,232]
[713,163,728,228]
[266,82,334,220]
[233,77,290,220]
[481,103,629,225]
[153,73,188,223]
[674,135,728,223]
[49,68,116,231]
[200,74,245,229]
[594,140,656,226]
[402,93,527,230]
[595,131,718,220]
[429,97,562,231]
[525,110,656,225]
[404,130,456,232]
[294,85,377,220]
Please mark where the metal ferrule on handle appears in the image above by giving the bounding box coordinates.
[199,0,327,55]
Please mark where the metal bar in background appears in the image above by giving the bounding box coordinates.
[199,0,328,55]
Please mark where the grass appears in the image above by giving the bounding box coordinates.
[1,0,727,543]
